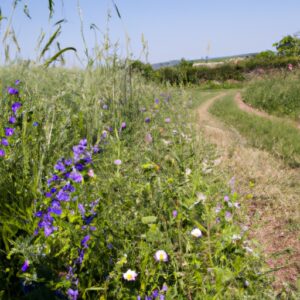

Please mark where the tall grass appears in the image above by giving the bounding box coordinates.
[243,70,300,121]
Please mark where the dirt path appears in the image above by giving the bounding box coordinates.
[235,92,300,130]
[197,92,300,291]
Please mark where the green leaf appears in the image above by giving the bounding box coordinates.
[43,47,77,67]
[39,25,61,60]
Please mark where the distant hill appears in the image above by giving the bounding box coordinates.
[152,53,258,69]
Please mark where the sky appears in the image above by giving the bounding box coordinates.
[0,0,300,65]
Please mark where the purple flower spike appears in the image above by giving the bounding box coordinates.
[9,116,16,124]
[12,102,22,113]
[81,235,90,248]
[7,87,19,95]
[0,149,5,157]
[21,260,30,272]
[67,288,79,300]
[5,128,14,136]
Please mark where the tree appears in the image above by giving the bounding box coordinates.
[273,35,300,56]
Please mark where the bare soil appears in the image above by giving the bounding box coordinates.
[196,92,300,291]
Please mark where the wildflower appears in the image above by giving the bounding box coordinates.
[7,87,19,95]
[155,98,159,104]
[33,122,38,126]
[224,195,229,202]
[57,190,70,201]
[78,203,85,216]
[121,122,126,130]
[69,170,83,183]
[215,203,222,214]
[15,79,20,85]
[123,269,138,281]
[172,210,178,218]
[0,149,5,157]
[67,288,79,300]
[225,211,232,221]
[21,260,30,272]
[145,133,153,144]
[165,117,171,123]
[9,116,16,124]
[1,138,9,146]
[161,283,168,292]
[154,250,168,262]
[185,168,192,176]
[101,130,108,139]
[81,235,90,248]
[145,117,151,123]
[234,202,240,209]
[114,159,122,166]
[88,169,95,177]
[5,128,14,136]
[191,228,202,238]
[12,102,22,113]
[232,234,241,241]
[102,104,108,110]
[152,290,159,297]
[55,161,66,172]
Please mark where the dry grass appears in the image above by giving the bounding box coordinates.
[196,91,300,291]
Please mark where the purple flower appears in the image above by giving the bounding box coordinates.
[55,161,66,172]
[172,210,178,218]
[78,203,85,216]
[155,98,159,104]
[35,211,43,218]
[145,117,151,123]
[15,80,20,85]
[225,211,232,221]
[21,260,29,272]
[121,122,126,130]
[152,290,159,298]
[161,284,168,292]
[12,102,22,113]
[44,192,52,198]
[63,183,75,192]
[75,163,84,171]
[49,200,62,215]
[9,116,16,124]
[5,128,14,136]
[7,87,19,95]
[102,104,108,110]
[33,122,39,126]
[81,235,90,248]
[165,118,171,123]
[67,288,79,300]
[47,174,60,185]
[224,195,229,202]
[50,187,57,193]
[1,138,9,146]
[57,190,70,201]
[0,149,5,157]
[64,158,73,166]
[69,171,83,183]
[114,159,122,166]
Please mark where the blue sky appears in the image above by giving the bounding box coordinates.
[1,0,300,65]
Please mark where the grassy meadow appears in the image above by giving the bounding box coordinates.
[209,92,300,167]
[0,64,280,300]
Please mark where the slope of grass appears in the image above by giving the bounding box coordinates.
[243,70,300,121]
[209,93,300,167]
